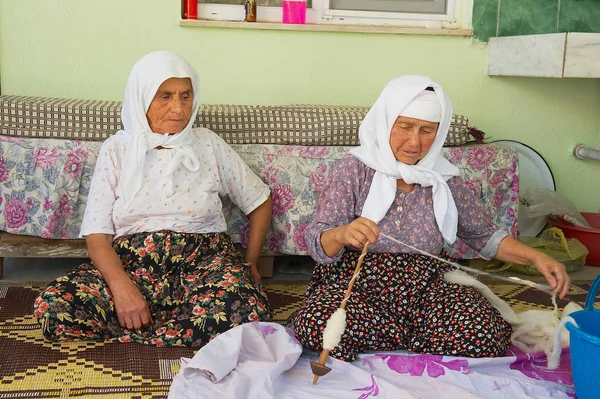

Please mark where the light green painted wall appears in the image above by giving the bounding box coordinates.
[1,0,599,212]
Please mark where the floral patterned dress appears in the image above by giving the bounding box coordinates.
[34,128,273,348]
[292,154,512,361]
[35,231,272,348]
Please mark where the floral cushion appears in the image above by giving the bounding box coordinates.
[0,137,518,259]
[226,144,518,259]
[0,136,96,238]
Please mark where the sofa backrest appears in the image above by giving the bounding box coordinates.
[0,95,472,146]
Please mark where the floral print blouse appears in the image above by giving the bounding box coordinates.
[305,154,508,264]
[80,128,270,238]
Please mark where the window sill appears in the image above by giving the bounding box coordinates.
[179,18,473,36]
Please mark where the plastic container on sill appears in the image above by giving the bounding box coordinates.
[282,0,307,24]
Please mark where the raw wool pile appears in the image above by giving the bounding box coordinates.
[444,270,582,369]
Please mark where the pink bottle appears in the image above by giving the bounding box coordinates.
[282,0,307,24]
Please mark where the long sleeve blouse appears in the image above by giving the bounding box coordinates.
[305,154,507,264]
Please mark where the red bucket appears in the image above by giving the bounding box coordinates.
[547,213,600,266]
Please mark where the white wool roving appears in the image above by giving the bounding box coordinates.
[323,308,347,351]
[444,271,518,324]
[444,270,582,369]
[547,303,582,369]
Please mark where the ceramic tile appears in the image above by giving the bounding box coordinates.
[498,0,558,36]
[473,0,500,41]
[558,0,600,33]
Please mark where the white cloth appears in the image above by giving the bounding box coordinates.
[169,322,423,399]
[117,50,202,209]
[350,75,460,244]
[400,90,442,122]
[169,323,303,399]
[79,128,270,238]
[169,322,574,399]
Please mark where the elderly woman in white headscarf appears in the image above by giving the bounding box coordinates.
[34,51,273,348]
[292,75,569,362]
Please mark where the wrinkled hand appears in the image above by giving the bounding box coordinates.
[533,254,570,299]
[111,279,153,331]
[249,262,262,286]
[337,217,380,248]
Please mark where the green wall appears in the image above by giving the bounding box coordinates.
[1,0,599,212]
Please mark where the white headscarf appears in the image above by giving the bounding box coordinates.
[350,75,460,244]
[116,50,201,208]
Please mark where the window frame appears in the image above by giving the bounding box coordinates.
[319,0,466,28]
[328,0,447,15]
[196,0,472,29]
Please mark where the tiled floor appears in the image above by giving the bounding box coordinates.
[2,255,598,285]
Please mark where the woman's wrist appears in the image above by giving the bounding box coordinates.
[530,250,552,267]
[333,225,347,247]
[320,226,346,258]
[244,256,259,269]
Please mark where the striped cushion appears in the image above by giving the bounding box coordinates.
[0,95,472,146]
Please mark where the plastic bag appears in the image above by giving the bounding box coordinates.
[483,227,589,275]
[523,188,591,228]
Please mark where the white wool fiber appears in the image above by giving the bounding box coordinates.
[547,315,578,369]
[444,270,583,365]
[444,270,518,324]
[511,309,564,354]
[323,308,347,350]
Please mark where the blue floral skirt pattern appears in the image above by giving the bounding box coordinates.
[34,231,272,348]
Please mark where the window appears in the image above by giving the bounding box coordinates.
[196,0,470,29]
[329,0,446,14]
[320,0,463,28]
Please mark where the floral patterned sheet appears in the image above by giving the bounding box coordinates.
[0,137,517,259]
[170,322,574,398]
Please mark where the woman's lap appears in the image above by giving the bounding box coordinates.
[409,274,512,357]
[34,231,272,348]
[293,250,512,361]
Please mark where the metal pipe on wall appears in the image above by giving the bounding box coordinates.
[573,144,600,161]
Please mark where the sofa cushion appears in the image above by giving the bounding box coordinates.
[0,96,472,146]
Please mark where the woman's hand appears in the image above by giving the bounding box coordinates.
[336,217,380,248]
[86,233,153,330]
[248,261,262,286]
[320,217,379,258]
[531,253,570,299]
[495,236,571,300]
[111,278,153,331]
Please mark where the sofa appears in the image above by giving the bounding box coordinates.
[0,95,519,279]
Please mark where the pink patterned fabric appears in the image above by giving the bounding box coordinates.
[0,137,518,259]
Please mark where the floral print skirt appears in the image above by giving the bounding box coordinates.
[34,231,272,348]
[292,250,512,362]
